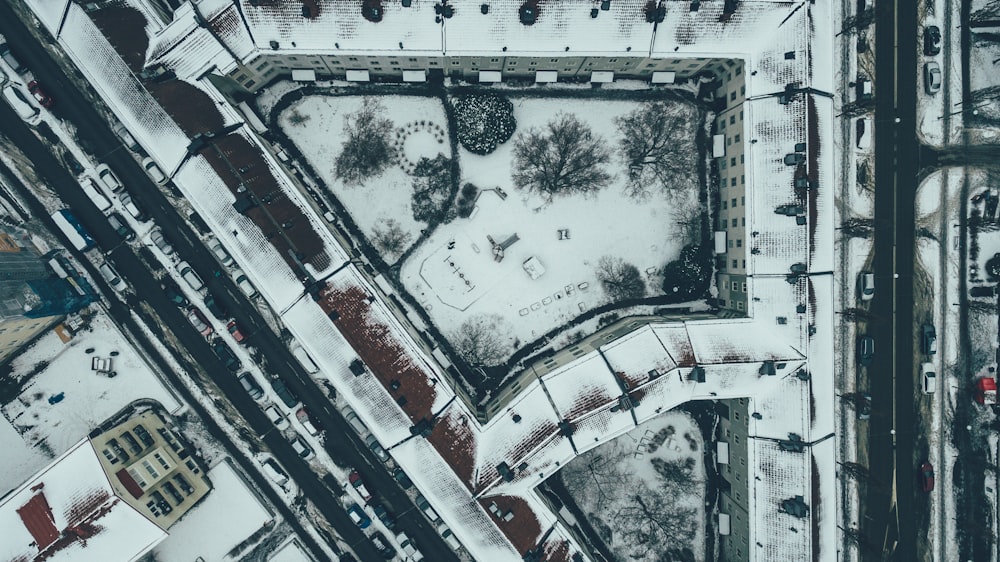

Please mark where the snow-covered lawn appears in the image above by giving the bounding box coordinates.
[0,310,181,495]
[558,410,706,562]
[278,94,450,257]
[277,90,703,359]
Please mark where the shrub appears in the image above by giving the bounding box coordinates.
[456,182,479,218]
[661,244,712,301]
[453,94,516,155]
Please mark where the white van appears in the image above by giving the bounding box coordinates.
[261,458,289,486]
[2,85,37,121]
[290,343,319,374]
[175,261,204,291]
[234,273,259,298]
[95,164,124,193]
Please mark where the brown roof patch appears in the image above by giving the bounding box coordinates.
[476,421,560,491]
[564,384,616,420]
[478,495,543,556]
[90,7,148,74]
[319,283,438,423]
[542,539,572,562]
[427,411,477,486]
[146,80,224,137]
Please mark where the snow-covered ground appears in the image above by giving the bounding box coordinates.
[559,410,706,562]
[151,458,274,561]
[0,310,182,493]
[277,91,703,359]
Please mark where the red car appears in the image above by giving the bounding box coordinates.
[349,470,373,502]
[919,462,935,492]
[226,320,246,343]
[27,80,53,108]
[185,307,213,337]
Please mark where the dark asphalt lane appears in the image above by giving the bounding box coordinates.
[868,0,920,559]
[0,5,459,560]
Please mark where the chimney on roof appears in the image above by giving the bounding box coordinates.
[519,2,538,25]
[758,360,776,376]
[349,358,366,376]
[690,366,706,383]
[269,40,279,50]
[780,495,809,518]
[497,462,514,481]
[481,3,489,14]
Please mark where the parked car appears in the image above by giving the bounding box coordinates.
[296,407,321,435]
[141,157,167,184]
[857,335,875,366]
[343,406,369,435]
[395,531,423,561]
[162,280,188,307]
[261,458,289,486]
[117,192,148,221]
[371,503,396,530]
[393,467,413,489]
[95,164,124,193]
[210,338,241,372]
[106,212,135,241]
[0,40,27,74]
[235,273,259,298]
[289,436,313,459]
[783,153,805,166]
[209,239,234,267]
[924,62,941,94]
[113,123,141,152]
[203,294,228,320]
[175,261,204,291]
[855,117,871,150]
[227,320,246,343]
[921,362,936,394]
[149,227,173,255]
[859,271,874,301]
[264,405,289,430]
[185,306,213,337]
[918,462,935,492]
[98,262,127,292]
[415,494,441,523]
[25,80,53,108]
[921,323,937,355]
[923,25,941,56]
[437,523,462,551]
[346,503,370,529]
[369,531,395,559]
[857,393,872,420]
[270,378,298,408]
[349,470,373,502]
[366,434,390,463]
[237,371,264,401]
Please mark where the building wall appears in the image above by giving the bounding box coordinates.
[92,410,211,530]
[718,398,751,561]
[712,61,748,314]
[0,315,60,364]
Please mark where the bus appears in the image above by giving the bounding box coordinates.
[50,209,95,251]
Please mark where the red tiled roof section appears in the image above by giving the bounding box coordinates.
[115,468,144,499]
[615,370,647,390]
[564,384,616,420]
[37,490,118,562]
[426,412,477,486]
[542,539,572,562]
[476,421,559,492]
[318,283,438,423]
[478,495,543,556]
[200,134,330,271]
[90,7,148,74]
[16,493,59,550]
[806,95,820,259]
[147,80,225,137]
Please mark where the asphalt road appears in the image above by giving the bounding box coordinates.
[0,5,459,561]
[866,0,920,558]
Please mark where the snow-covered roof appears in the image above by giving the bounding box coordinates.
[0,440,166,562]
[147,3,240,80]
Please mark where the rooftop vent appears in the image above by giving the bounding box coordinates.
[519,2,538,25]
[780,495,809,518]
[349,358,366,376]
[689,1,700,12]
[362,0,383,22]
[301,5,311,17]
[559,420,575,436]
[690,366,706,383]
[591,7,599,17]
[269,40,279,50]
[758,361,776,376]
[600,0,611,10]
[497,462,514,481]
[481,3,489,14]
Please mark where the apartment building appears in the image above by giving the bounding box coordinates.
[714,62,749,314]
[717,398,751,561]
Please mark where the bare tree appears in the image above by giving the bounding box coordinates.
[335,98,395,186]
[511,113,612,200]
[840,217,874,238]
[839,461,869,481]
[410,154,454,224]
[453,314,510,367]
[612,485,698,559]
[838,307,872,322]
[371,218,412,261]
[615,102,699,200]
[669,191,704,245]
[596,256,647,301]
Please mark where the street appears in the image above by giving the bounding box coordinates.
[0,3,459,560]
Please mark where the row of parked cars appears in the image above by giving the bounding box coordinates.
[0,36,54,121]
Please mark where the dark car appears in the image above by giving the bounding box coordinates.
[371,503,397,530]
[203,294,228,321]
[107,212,135,241]
[210,338,241,372]
[919,462,935,492]
[857,335,875,366]
[163,280,188,307]
[923,26,941,56]
[971,285,997,297]
[270,378,298,408]
[392,467,413,489]
[921,323,937,355]
[27,80,53,107]
[783,153,805,166]
[774,204,803,216]
[369,531,396,559]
